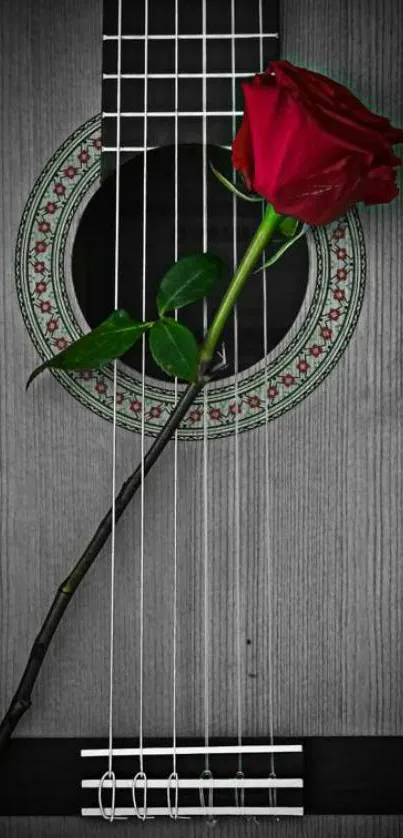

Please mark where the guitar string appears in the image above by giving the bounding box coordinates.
[171,0,179,786]
[202,0,210,778]
[99,0,123,821]
[103,1,273,818]
[230,0,244,793]
[139,0,149,779]
[258,0,277,796]
[109,0,123,778]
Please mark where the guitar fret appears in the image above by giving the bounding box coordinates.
[103,111,243,117]
[103,73,258,79]
[102,145,232,151]
[103,33,279,40]
[101,0,280,179]
[103,76,248,114]
[103,146,157,151]
[103,38,278,77]
[102,115,237,147]
[103,0,279,37]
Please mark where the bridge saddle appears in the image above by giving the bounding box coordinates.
[81,741,304,818]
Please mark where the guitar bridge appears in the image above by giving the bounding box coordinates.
[81,740,304,818]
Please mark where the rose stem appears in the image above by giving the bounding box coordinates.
[200,204,282,366]
[0,203,282,756]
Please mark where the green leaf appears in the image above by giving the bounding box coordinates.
[149,318,199,382]
[278,216,301,238]
[254,223,309,274]
[209,162,263,203]
[157,253,226,316]
[26,310,151,389]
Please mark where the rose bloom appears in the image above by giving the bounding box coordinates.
[232,60,403,225]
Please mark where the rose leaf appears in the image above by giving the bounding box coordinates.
[26,310,152,389]
[157,252,226,316]
[149,318,199,382]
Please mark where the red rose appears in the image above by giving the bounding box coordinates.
[232,60,403,225]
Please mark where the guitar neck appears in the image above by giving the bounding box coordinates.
[101,0,280,180]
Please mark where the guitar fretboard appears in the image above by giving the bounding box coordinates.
[93,0,285,381]
[101,0,280,178]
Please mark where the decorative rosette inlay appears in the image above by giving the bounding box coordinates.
[15,115,366,440]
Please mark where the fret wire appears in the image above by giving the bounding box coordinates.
[103,33,279,40]
[103,111,243,117]
[102,145,232,152]
[103,73,257,79]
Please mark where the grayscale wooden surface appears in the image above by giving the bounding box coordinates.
[0,0,402,835]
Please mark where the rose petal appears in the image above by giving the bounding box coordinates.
[232,59,403,224]
[231,112,254,190]
[353,163,401,205]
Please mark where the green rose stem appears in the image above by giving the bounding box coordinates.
[199,204,282,369]
[0,203,282,756]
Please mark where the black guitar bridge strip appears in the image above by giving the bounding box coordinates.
[0,738,402,815]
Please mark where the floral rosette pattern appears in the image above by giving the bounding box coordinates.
[15,114,366,440]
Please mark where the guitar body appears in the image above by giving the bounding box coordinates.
[1,0,402,835]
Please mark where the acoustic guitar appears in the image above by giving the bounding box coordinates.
[0,0,402,833]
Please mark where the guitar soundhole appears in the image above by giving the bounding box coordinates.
[72,144,309,381]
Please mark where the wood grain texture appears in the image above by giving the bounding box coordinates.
[2,815,403,838]
[1,0,402,835]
